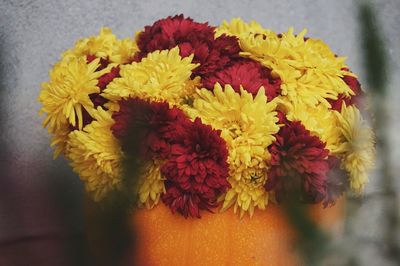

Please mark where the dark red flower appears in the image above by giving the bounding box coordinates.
[135,15,241,76]
[161,118,230,218]
[276,110,288,124]
[202,60,281,101]
[111,98,189,159]
[329,69,365,112]
[97,66,120,90]
[265,120,330,204]
[161,185,204,218]
[111,99,230,217]
[192,34,241,76]
[136,15,215,55]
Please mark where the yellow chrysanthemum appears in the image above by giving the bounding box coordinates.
[334,105,375,193]
[66,107,123,201]
[110,37,139,64]
[283,102,342,153]
[63,28,138,64]
[39,56,111,132]
[64,28,116,59]
[39,29,135,158]
[226,21,353,108]
[137,160,165,209]
[223,164,270,217]
[181,76,202,104]
[215,17,271,37]
[48,119,71,159]
[102,47,199,110]
[187,84,279,216]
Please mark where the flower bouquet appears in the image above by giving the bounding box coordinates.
[39,15,375,265]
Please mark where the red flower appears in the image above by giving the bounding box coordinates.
[135,15,241,76]
[329,69,365,112]
[112,99,230,218]
[161,118,230,218]
[111,98,189,159]
[194,34,241,76]
[265,119,330,204]
[97,66,120,90]
[202,60,281,101]
[162,185,206,218]
[136,15,215,56]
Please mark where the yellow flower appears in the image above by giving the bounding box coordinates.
[334,104,375,193]
[48,120,71,159]
[187,84,279,216]
[181,76,202,104]
[110,38,139,64]
[39,56,111,132]
[39,29,138,158]
[283,102,342,153]
[229,22,353,108]
[223,165,270,218]
[102,47,199,110]
[66,107,123,201]
[215,17,271,37]
[63,28,138,64]
[137,160,165,209]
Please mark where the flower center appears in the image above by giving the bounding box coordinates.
[244,167,266,185]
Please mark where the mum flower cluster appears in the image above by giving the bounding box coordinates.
[39,15,375,218]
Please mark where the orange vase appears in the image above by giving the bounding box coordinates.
[130,199,344,266]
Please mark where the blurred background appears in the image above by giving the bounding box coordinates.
[0,0,399,265]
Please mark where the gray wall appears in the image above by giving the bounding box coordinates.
[0,0,399,265]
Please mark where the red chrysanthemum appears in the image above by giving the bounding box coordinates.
[161,118,230,218]
[202,60,281,101]
[97,66,120,90]
[329,69,365,112]
[193,34,241,76]
[111,98,189,159]
[135,15,241,76]
[136,15,215,56]
[265,119,330,204]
